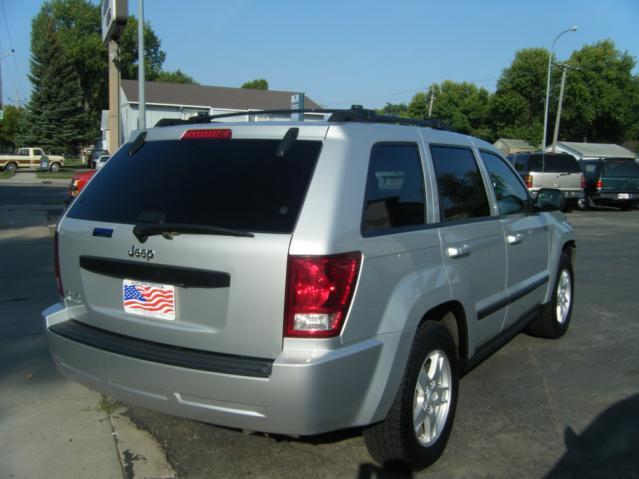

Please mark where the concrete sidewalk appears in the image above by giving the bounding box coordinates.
[0,199,175,479]
[1,171,72,186]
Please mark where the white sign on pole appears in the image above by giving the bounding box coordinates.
[291,93,305,121]
[101,0,128,43]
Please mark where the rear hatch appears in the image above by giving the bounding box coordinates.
[58,124,326,359]
[529,154,582,190]
[600,159,639,193]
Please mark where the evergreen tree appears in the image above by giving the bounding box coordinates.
[18,22,86,153]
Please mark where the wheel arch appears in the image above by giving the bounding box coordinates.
[368,300,469,424]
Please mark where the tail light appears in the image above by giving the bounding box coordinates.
[54,230,63,297]
[525,175,533,188]
[181,129,232,140]
[580,175,585,189]
[596,179,603,190]
[285,252,361,338]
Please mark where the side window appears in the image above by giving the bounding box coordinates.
[34,149,44,156]
[430,145,491,221]
[363,144,425,233]
[480,151,530,215]
[18,149,27,156]
[582,162,597,175]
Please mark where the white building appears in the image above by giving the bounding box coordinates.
[547,141,636,161]
[103,80,324,147]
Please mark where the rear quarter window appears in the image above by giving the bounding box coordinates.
[67,138,322,234]
[529,154,581,173]
[362,144,426,234]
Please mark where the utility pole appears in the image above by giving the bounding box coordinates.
[428,93,435,117]
[138,0,145,129]
[108,39,121,155]
[551,63,579,152]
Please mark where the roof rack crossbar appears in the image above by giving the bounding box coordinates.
[154,106,453,132]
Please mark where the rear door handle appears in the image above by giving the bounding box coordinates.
[507,234,523,245]
[447,244,471,258]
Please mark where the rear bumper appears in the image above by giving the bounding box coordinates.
[530,189,584,200]
[44,303,394,436]
[593,191,638,202]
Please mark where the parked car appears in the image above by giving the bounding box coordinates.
[95,155,110,170]
[579,158,639,210]
[507,152,584,211]
[0,147,65,173]
[44,108,575,470]
[90,149,109,168]
[67,169,96,203]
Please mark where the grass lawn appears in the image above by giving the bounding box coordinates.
[36,170,76,179]
[0,170,16,179]
[63,157,84,167]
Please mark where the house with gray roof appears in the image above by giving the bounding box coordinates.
[494,138,537,156]
[547,142,636,161]
[112,80,323,143]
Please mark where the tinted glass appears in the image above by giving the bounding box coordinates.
[528,154,581,173]
[67,138,322,234]
[481,151,529,215]
[363,144,425,232]
[430,146,491,221]
[581,161,598,175]
[602,159,639,178]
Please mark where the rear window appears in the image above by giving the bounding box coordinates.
[67,138,322,234]
[528,154,581,173]
[602,159,639,178]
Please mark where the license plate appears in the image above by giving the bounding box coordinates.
[618,193,630,199]
[123,279,176,320]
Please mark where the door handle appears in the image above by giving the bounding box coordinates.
[507,234,523,245]
[447,244,471,258]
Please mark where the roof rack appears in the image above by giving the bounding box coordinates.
[154,105,453,131]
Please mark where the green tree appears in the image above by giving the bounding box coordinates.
[156,69,198,84]
[490,48,550,146]
[18,23,86,153]
[117,16,166,81]
[29,0,185,141]
[376,102,409,117]
[561,40,639,143]
[31,0,104,139]
[0,106,23,152]
[241,78,268,90]
[406,82,491,139]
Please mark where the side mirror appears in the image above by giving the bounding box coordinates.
[535,188,564,212]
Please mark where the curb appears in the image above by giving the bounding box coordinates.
[108,404,176,479]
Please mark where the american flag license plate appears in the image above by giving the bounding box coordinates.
[123,279,176,321]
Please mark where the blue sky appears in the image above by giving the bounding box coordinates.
[1,0,638,109]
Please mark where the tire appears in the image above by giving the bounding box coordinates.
[49,162,61,172]
[526,252,574,339]
[4,162,17,174]
[576,198,588,211]
[364,321,459,470]
[619,202,632,211]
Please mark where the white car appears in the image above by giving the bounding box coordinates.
[95,155,110,170]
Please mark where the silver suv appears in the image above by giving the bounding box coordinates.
[508,152,584,211]
[44,108,575,470]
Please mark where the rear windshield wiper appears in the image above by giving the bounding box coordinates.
[133,223,255,243]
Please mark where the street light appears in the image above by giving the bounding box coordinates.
[542,26,578,151]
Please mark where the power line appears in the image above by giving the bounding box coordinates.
[0,0,24,103]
